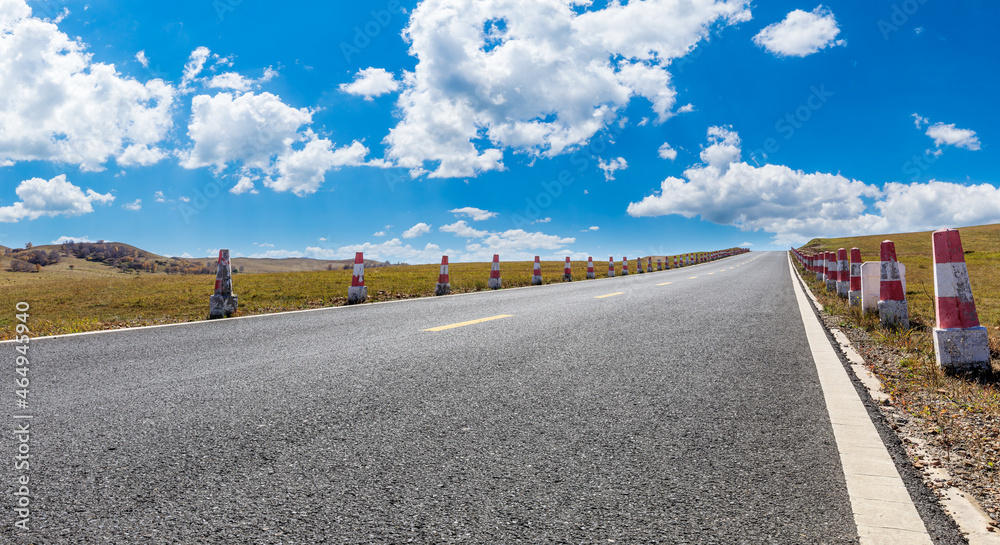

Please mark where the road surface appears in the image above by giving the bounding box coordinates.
[2,252,964,543]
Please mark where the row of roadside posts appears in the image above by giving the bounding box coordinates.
[790,228,990,375]
[208,247,751,313]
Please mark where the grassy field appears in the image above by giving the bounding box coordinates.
[0,254,728,340]
[798,223,1000,334]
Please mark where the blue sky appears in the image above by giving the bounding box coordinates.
[1,0,998,263]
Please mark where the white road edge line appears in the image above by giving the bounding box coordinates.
[788,256,933,544]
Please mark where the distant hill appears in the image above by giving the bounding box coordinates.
[1,240,394,275]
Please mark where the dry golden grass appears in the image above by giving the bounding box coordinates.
[799,223,1000,333]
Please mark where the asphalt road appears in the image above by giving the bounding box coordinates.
[1,252,965,543]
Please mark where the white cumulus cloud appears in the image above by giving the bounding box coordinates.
[925,122,980,151]
[627,126,1000,245]
[658,142,677,160]
[0,2,175,171]
[384,0,751,178]
[52,235,94,244]
[182,46,211,88]
[180,92,379,195]
[440,220,489,238]
[0,175,114,223]
[449,206,497,221]
[402,222,432,238]
[230,176,258,195]
[340,67,400,101]
[598,157,628,182]
[753,6,845,57]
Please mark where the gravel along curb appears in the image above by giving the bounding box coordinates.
[791,253,1000,544]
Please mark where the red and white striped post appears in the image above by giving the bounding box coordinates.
[825,251,837,292]
[878,240,908,328]
[435,255,451,295]
[531,256,543,285]
[348,251,368,304]
[848,248,862,306]
[815,253,825,282]
[586,257,596,279]
[932,229,990,373]
[836,248,849,298]
[637,257,645,274]
[489,254,502,289]
[621,256,629,276]
[657,258,663,271]
[673,256,678,268]
[209,249,238,318]
[608,256,615,278]
[646,257,653,273]
[563,257,573,282]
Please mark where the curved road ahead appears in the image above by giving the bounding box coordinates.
[3,252,965,543]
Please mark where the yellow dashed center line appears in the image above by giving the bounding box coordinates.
[689,276,699,279]
[657,282,673,286]
[594,292,625,299]
[424,315,514,332]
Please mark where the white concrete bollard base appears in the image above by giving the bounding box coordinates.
[861,262,906,315]
[435,283,451,296]
[586,272,595,279]
[878,299,909,329]
[531,276,542,285]
[933,326,990,374]
[489,278,501,289]
[563,274,572,282]
[836,281,849,298]
[825,279,836,292]
[209,294,238,319]
[848,291,861,307]
[348,286,368,305]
